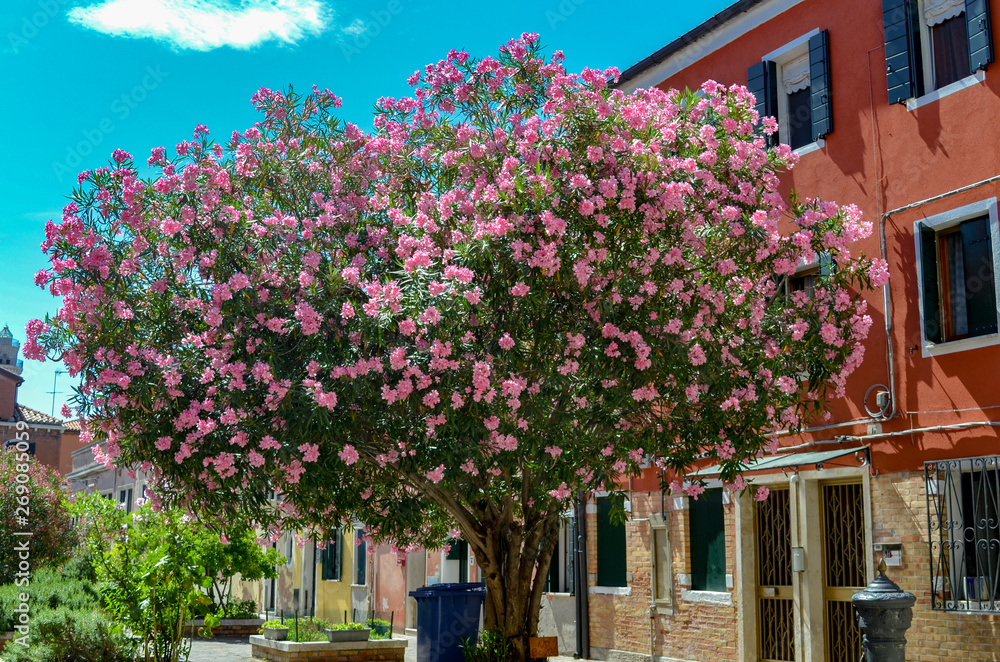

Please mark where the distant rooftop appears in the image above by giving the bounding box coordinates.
[17,404,64,427]
[0,325,11,339]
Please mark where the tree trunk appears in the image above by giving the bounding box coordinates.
[465,511,559,662]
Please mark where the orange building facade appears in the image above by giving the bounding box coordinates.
[581,0,1000,661]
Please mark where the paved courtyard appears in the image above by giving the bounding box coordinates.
[187,633,579,662]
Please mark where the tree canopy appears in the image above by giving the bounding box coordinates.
[27,34,886,653]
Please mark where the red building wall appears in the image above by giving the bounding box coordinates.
[593,0,1000,660]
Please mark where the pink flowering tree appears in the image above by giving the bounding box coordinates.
[27,35,885,659]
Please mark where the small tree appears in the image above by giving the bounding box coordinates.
[192,525,283,615]
[28,35,886,660]
[75,494,210,662]
[0,445,77,584]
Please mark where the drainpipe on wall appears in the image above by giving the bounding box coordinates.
[574,492,590,659]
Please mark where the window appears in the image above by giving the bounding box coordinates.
[118,487,133,514]
[354,527,367,585]
[747,29,832,151]
[543,514,577,594]
[926,456,1000,610]
[915,199,1000,355]
[689,488,727,592]
[651,518,673,607]
[596,495,627,587]
[285,532,294,567]
[321,529,342,581]
[883,0,994,103]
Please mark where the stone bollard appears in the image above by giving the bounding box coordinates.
[852,559,916,662]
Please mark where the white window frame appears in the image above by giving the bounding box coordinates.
[118,487,134,514]
[285,532,294,567]
[913,197,1000,357]
[544,511,577,595]
[353,525,367,587]
[762,28,825,156]
[908,1,986,109]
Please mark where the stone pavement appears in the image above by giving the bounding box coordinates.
[186,633,581,662]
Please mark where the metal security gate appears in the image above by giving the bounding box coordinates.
[821,482,866,662]
[756,487,794,662]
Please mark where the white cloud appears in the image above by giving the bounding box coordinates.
[67,0,330,51]
[341,18,365,36]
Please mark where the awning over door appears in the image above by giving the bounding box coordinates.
[688,446,868,477]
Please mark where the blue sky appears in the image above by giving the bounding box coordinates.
[0,0,733,417]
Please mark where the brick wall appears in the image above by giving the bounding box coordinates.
[870,471,1000,662]
[587,491,738,662]
[250,636,406,662]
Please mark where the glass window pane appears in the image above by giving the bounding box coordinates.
[932,14,971,88]
[786,87,813,149]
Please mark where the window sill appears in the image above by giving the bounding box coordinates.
[921,332,1000,358]
[906,71,986,111]
[588,585,631,596]
[350,584,368,588]
[680,589,733,606]
[792,138,824,157]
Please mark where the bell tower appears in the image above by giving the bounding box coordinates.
[0,325,24,375]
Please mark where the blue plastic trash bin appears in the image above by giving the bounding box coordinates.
[409,582,486,662]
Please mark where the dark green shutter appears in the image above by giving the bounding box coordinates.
[596,496,627,587]
[966,0,994,72]
[334,529,342,580]
[809,30,833,140]
[960,216,998,336]
[747,61,779,147]
[920,222,943,343]
[321,530,342,581]
[884,0,923,103]
[689,489,726,592]
[356,529,366,585]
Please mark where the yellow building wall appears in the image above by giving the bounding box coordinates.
[315,527,356,624]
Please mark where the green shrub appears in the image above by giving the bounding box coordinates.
[328,621,367,631]
[0,568,102,632]
[461,629,513,662]
[212,598,258,619]
[0,606,133,662]
[287,618,331,642]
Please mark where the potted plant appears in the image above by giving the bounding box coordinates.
[260,620,289,641]
[325,622,371,642]
[366,618,392,637]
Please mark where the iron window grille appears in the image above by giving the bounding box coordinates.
[925,456,1000,611]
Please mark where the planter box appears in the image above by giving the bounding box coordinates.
[249,634,406,662]
[326,628,370,642]
[186,618,266,638]
[262,627,289,641]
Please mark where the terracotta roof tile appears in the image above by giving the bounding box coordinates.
[16,405,63,426]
